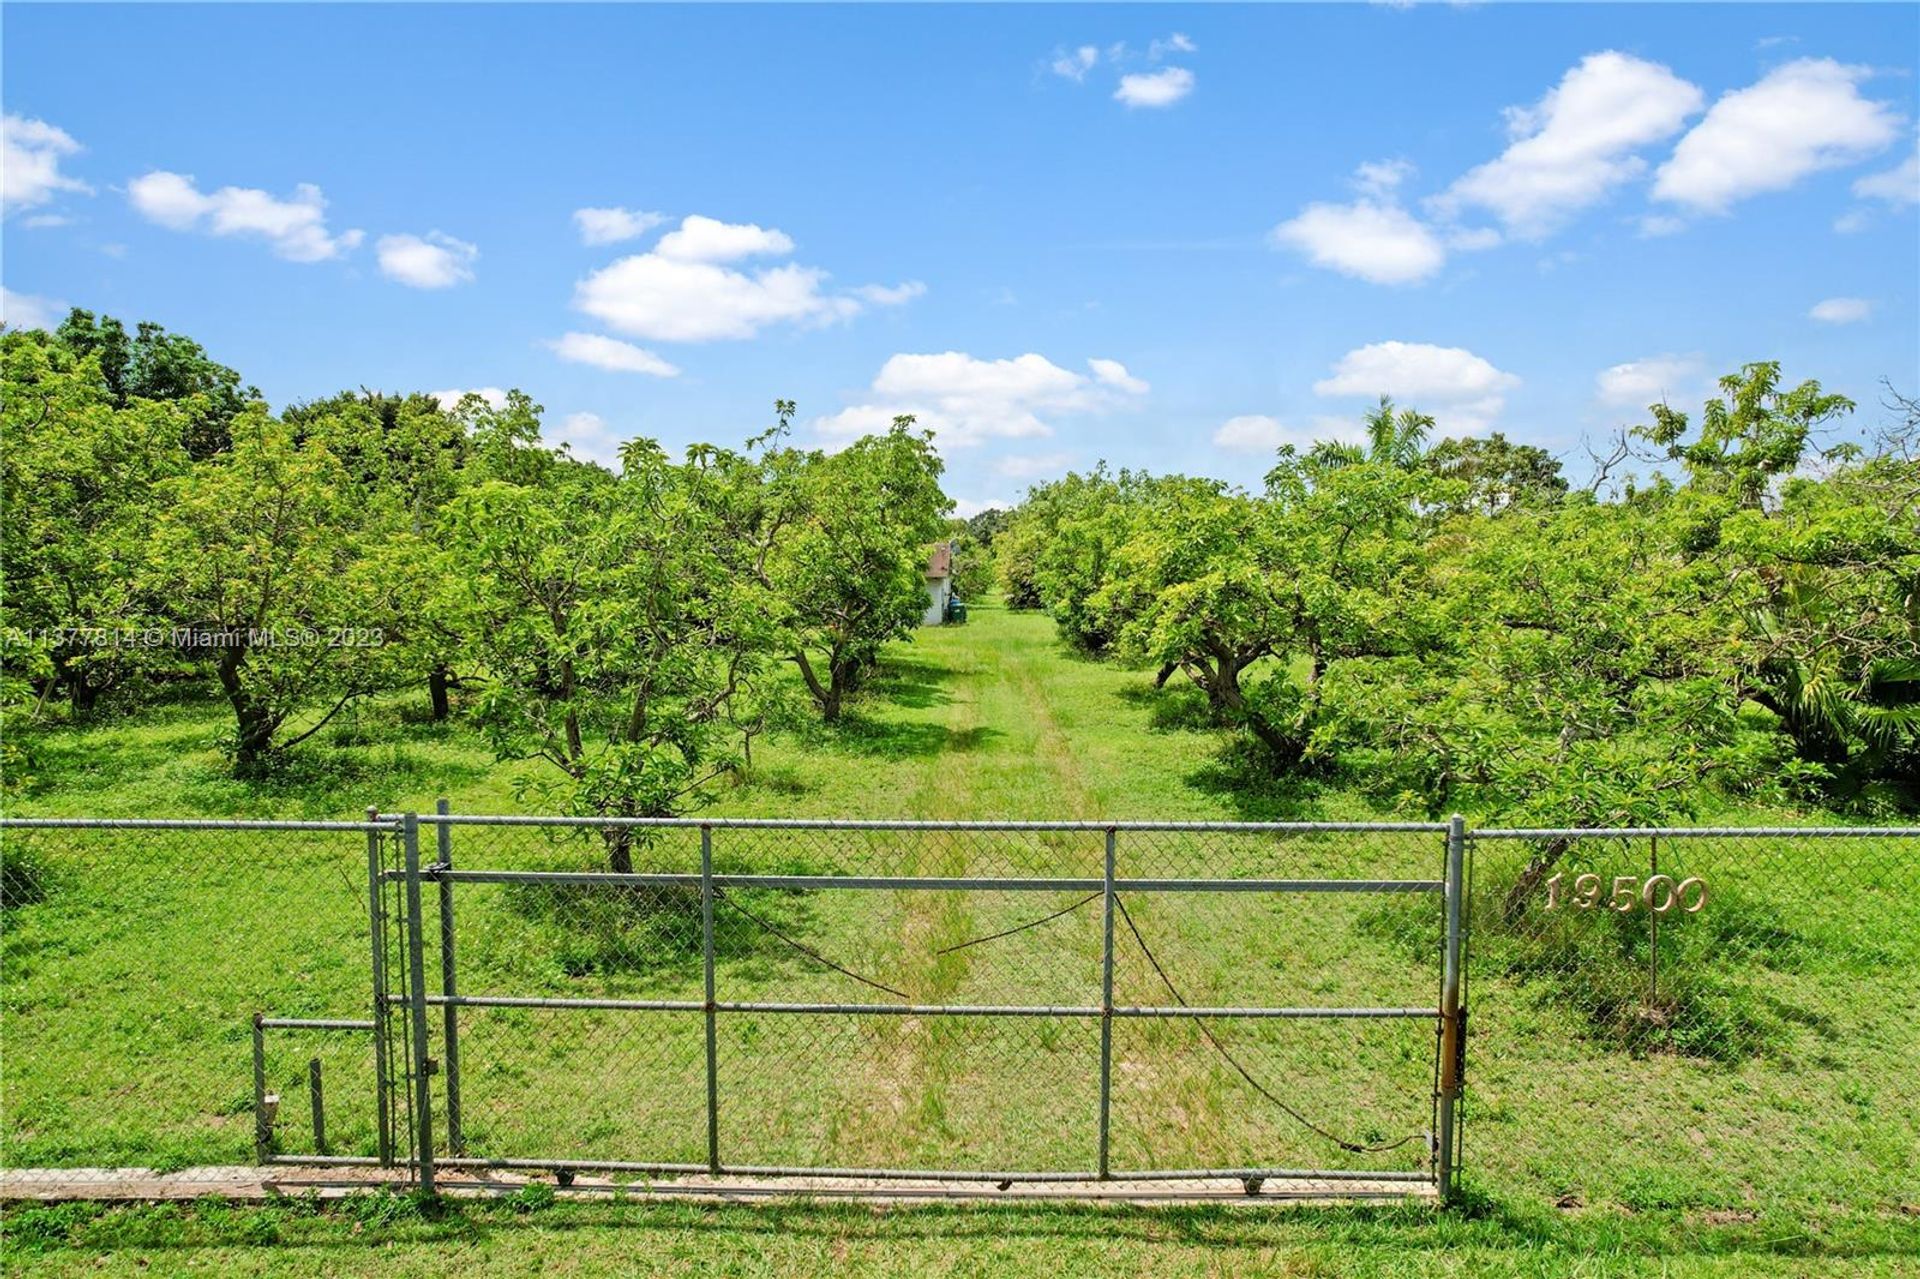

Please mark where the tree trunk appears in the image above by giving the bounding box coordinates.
[1198,654,1308,769]
[215,647,276,775]
[827,657,859,721]
[428,666,451,721]
[793,651,843,723]
[1502,837,1571,923]
[601,824,635,875]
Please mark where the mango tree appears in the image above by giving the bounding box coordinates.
[0,330,192,718]
[143,408,410,774]
[762,420,949,723]
[445,426,779,870]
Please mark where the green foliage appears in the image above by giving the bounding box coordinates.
[1423,430,1567,513]
[1,330,194,719]
[54,308,260,459]
[999,369,1917,822]
[509,1181,558,1214]
[0,839,51,912]
[143,410,412,774]
[948,529,996,600]
[442,419,780,864]
[4,313,956,799]
[756,411,952,721]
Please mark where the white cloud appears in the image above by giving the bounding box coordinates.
[578,255,854,341]
[1272,198,1446,286]
[1213,415,1289,453]
[1213,413,1369,454]
[1314,341,1519,432]
[1114,67,1195,109]
[2,114,91,213]
[573,206,666,246]
[994,452,1076,479]
[546,331,680,377]
[1445,225,1503,251]
[1150,33,1197,60]
[376,231,478,289]
[22,213,72,229]
[1809,297,1872,325]
[951,497,1013,520]
[1852,135,1919,205]
[1637,214,1688,238]
[1052,45,1099,82]
[127,171,363,262]
[1595,353,1705,407]
[573,214,896,342]
[1653,59,1901,214]
[552,412,628,468]
[430,387,509,412]
[1354,159,1415,198]
[2,286,67,331]
[1436,52,1703,238]
[1087,357,1149,394]
[816,351,1147,449]
[852,280,927,306]
[654,214,794,263]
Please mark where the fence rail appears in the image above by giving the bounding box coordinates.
[2,810,1914,1213]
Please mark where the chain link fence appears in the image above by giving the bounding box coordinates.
[2,810,1915,1215]
[0,817,392,1187]
[1464,826,1920,1220]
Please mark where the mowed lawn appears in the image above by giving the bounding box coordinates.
[4,599,1917,1276]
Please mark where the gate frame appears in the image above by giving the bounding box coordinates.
[383,809,1466,1202]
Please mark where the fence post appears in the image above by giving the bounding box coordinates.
[402,812,437,1194]
[251,1012,270,1163]
[365,808,393,1166]
[435,798,464,1155]
[309,1057,328,1156]
[1436,814,1467,1204]
[701,823,720,1174]
[1096,826,1117,1180]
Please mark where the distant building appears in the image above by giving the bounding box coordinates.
[923,541,954,625]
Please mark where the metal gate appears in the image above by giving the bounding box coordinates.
[365,812,1466,1200]
[250,809,420,1175]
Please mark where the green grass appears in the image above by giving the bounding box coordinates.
[4,598,1917,1274]
[4,1193,1917,1277]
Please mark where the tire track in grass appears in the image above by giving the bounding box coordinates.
[833,608,1123,1169]
[907,609,1102,1168]
[824,625,985,1165]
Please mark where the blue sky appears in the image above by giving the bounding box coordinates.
[5,4,1917,513]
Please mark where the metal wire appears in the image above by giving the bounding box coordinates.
[1113,896,1422,1156]
[935,892,1103,955]
[714,887,911,1001]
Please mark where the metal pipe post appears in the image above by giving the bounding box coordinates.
[701,824,720,1173]
[435,798,464,1154]
[309,1057,327,1155]
[402,812,437,1194]
[364,809,393,1166]
[1097,827,1117,1179]
[1436,814,1467,1204]
[251,1012,270,1163]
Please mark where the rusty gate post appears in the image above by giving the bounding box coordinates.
[1436,814,1467,1204]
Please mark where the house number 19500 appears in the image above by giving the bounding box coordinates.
[1543,873,1708,914]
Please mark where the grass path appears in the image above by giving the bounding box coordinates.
[856,605,1103,1165]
